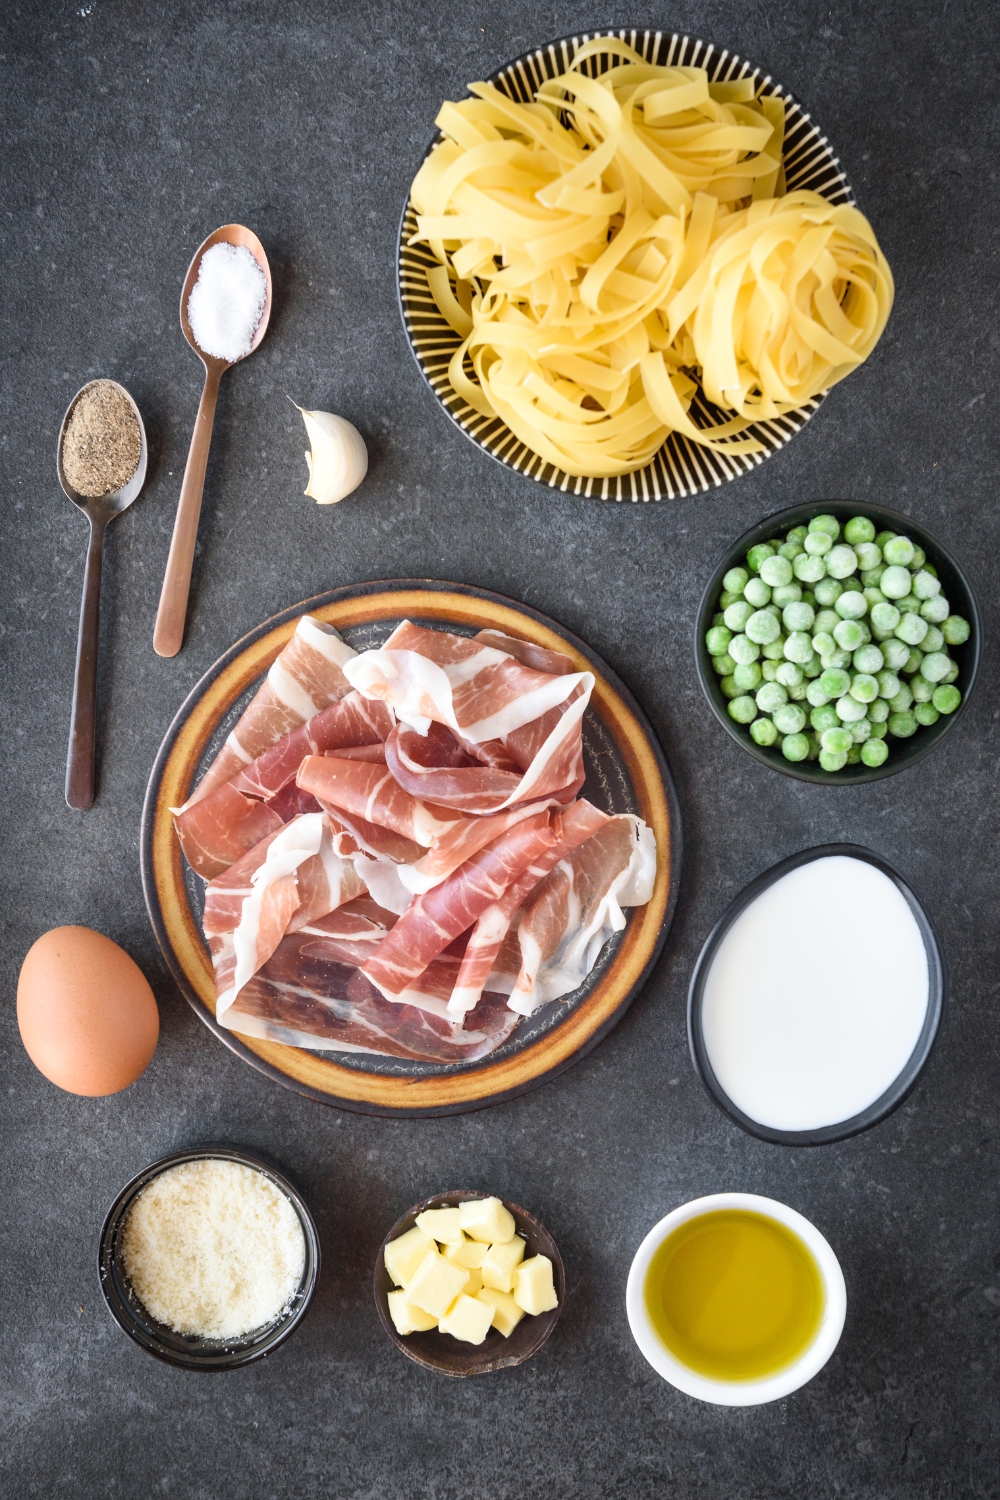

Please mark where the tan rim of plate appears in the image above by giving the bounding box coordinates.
[147,588,673,1112]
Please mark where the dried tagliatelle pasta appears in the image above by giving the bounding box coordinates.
[409,37,894,478]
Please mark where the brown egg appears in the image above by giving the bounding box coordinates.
[17,926,159,1096]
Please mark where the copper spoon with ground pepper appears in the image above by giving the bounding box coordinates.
[152,224,272,658]
[58,380,148,810]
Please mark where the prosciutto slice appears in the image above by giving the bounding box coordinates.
[183,616,357,809]
[508,815,657,1016]
[295,756,460,848]
[174,693,392,880]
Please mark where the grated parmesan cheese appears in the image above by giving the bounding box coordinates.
[122,1159,306,1340]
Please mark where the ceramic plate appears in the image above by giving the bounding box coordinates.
[397,28,853,502]
[141,581,680,1115]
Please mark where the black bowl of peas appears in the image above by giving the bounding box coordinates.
[695,501,980,783]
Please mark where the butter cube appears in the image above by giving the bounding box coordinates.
[513,1254,558,1315]
[458,1196,516,1245]
[439,1292,494,1346]
[444,1237,488,1270]
[406,1249,470,1319]
[415,1206,464,1246]
[383,1225,435,1288]
[462,1267,484,1298]
[477,1287,525,1338]
[481,1235,526,1293]
[386,1290,438,1335]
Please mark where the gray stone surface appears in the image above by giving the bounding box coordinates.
[1,1,998,1495]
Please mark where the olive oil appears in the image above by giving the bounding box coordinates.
[644,1210,825,1381]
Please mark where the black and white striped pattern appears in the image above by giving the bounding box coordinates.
[397,29,854,502]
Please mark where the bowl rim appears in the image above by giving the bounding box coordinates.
[694,499,982,782]
[373,1189,564,1377]
[687,842,948,1145]
[625,1192,846,1405]
[97,1144,320,1370]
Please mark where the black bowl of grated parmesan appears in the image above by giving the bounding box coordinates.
[98,1145,320,1370]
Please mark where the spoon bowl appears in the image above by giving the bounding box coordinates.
[154,224,271,658]
[59,379,148,809]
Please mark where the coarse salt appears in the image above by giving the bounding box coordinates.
[121,1159,306,1340]
[187,242,266,363]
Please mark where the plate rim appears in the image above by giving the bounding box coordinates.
[141,579,682,1116]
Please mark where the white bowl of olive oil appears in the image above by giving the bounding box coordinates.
[625,1193,846,1406]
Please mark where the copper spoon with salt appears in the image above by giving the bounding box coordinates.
[153,224,272,659]
[58,380,148,810]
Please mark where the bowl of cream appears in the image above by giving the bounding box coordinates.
[98,1145,320,1369]
[688,846,946,1145]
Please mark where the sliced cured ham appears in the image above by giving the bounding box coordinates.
[174,692,391,879]
[182,616,357,809]
[361,809,560,998]
[508,815,657,1016]
[472,630,575,677]
[295,755,460,847]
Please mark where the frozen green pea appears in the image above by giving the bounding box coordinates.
[888,710,917,738]
[870,601,900,633]
[834,591,868,621]
[773,703,807,735]
[723,566,750,595]
[821,726,853,755]
[712,652,737,676]
[868,698,890,723]
[783,602,816,632]
[881,639,910,671]
[840,575,863,593]
[888,684,913,713]
[896,594,921,614]
[729,633,761,666]
[756,682,788,713]
[779,541,805,562]
[836,694,867,723]
[863,587,886,607]
[920,594,949,623]
[869,719,888,739]
[920,651,951,684]
[857,623,873,646]
[728,695,758,724]
[706,624,733,656]
[820,669,852,701]
[762,636,787,660]
[820,748,848,772]
[772,583,802,607]
[882,535,915,567]
[806,733,821,760]
[853,644,884,674]
[821,648,852,671]
[894,612,928,647]
[942,615,970,646]
[734,662,763,691]
[746,543,775,574]
[810,702,839,730]
[914,703,939,727]
[775,661,804,688]
[811,631,836,657]
[845,744,862,765]
[720,675,741,699]
[788,682,809,701]
[844,516,875,546]
[922,625,944,654]
[880,565,912,600]
[743,576,772,608]
[849,673,879,703]
[861,564,886,587]
[833,619,864,651]
[784,631,814,665]
[932,684,962,714]
[851,718,872,743]
[786,525,808,544]
[793,553,827,583]
[781,732,810,762]
[808,514,840,540]
[745,609,781,645]
[903,648,923,675]
[943,661,960,684]
[922,563,938,578]
[723,600,754,631]
[750,717,779,747]
[876,670,901,698]
[804,531,833,557]
[720,590,743,609]
[861,738,889,767]
[825,544,858,579]
[803,656,823,678]
[910,546,926,569]
[813,609,840,635]
[758,554,793,588]
[806,684,831,712]
[813,577,843,607]
[911,570,941,601]
[910,675,934,703]
[761,659,779,682]
[855,542,882,571]
[874,530,896,550]
[712,612,726,627]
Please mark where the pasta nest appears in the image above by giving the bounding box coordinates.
[410,38,894,479]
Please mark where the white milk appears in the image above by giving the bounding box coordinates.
[701,855,929,1131]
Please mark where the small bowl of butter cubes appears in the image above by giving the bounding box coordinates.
[374,1191,564,1376]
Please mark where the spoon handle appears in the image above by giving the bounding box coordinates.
[65,515,107,810]
[153,363,222,657]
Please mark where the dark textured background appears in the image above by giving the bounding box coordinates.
[1,2,998,1496]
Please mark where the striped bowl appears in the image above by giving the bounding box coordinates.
[397,29,853,502]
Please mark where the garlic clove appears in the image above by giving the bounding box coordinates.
[296,405,368,505]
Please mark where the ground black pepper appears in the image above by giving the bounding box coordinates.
[62,381,141,497]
